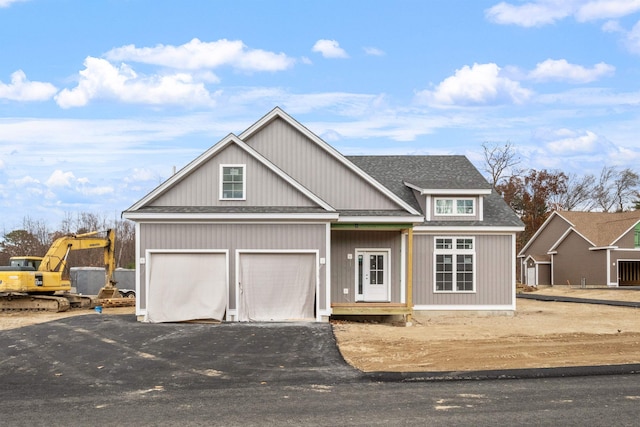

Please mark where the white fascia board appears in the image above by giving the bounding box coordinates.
[548,226,595,252]
[127,132,334,213]
[403,181,492,196]
[337,215,424,224]
[241,107,421,216]
[122,212,340,221]
[413,225,524,233]
[611,219,640,246]
[232,137,335,211]
[518,211,561,256]
[127,133,238,211]
[589,246,618,251]
[425,189,491,196]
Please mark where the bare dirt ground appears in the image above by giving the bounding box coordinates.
[2,287,640,373]
[0,306,136,330]
[333,287,640,372]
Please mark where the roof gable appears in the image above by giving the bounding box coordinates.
[125,134,334,212]
[557,211,640,247]
[240,107,421,216]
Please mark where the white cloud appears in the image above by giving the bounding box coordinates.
[485,1,574,27]
[543,129,600,154]
[486,0,640,27]
[55,57,215,108]
[312,39,349,59]
[528,59,615,83]
[12,175,39,186]
[0,70,58,101]
[46,170,75,188]
[78,184,113,196]
[576,0,640,22]
[124,168,157,183]
[0,0,28,7]
[105,38,295,72]
[416,63,533,106]
[364,47,385,56]
[623,20,640,53]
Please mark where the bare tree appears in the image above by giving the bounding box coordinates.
[594,166,617,212]
[481,141,521,189]
[550,173,596,211]
[594,166,640,212]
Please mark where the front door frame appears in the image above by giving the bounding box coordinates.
[354,248,391,302]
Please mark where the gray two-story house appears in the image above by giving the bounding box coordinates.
[123,107,523,322]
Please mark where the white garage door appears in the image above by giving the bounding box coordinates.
[146,252,227,323]
[238,252,316,322]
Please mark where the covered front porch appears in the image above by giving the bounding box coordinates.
[329,223,415,322]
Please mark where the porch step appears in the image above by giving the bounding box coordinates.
[331,302,412,315]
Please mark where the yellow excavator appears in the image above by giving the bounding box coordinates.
[0,229,122,312]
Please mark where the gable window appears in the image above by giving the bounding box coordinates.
[434,198,475,216]
[434,237,475,292]
[220,165,245,200]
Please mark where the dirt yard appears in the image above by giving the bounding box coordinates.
[334,287,640,372]
[2,287,640,373]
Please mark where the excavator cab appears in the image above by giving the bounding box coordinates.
[9,257,42,270]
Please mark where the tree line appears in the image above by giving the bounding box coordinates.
[482,142,640,249]
[0,213,135,270]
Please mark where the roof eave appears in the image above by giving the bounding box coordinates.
[122,212,340,221]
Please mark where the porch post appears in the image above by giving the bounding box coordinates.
[406,227,414,323]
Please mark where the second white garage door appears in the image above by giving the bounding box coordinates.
[237,252,317,322]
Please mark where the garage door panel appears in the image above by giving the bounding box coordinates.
[147,252,227,323]
[239,253,316,322]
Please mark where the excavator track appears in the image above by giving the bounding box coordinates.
[0,293,71,312]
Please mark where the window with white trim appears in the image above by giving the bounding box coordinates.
[434,237,475,292]
[220,164,245,200]
[434,198,475,216]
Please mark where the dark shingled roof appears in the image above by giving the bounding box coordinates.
[347,155,522,228]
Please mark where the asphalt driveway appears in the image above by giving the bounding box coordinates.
[0,314,360,400]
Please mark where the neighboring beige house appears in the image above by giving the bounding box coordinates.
[519,210,640,287]
[123,107,523,323]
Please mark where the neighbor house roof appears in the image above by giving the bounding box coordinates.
[556,210,640,247]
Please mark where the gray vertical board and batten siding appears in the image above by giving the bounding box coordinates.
[412,234,514,306]
[244,118,401,210]
[138,223,327,312]
[149,143,316,207]
[330,230,403,303]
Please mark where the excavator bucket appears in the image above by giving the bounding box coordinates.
[96,283,120,299]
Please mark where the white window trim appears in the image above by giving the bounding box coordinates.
[434,197,476,216]
[219,164,246,201]
[433,236,476,293]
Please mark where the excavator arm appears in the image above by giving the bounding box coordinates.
[39,229,118,298]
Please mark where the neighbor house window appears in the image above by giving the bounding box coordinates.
[434,237,475,292]
[220,165,245,200]
[434,198,475,216]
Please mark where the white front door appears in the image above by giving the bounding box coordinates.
[356,250,390,302]
[527,266,536,286]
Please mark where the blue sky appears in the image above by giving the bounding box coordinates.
[2,0,640,230]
